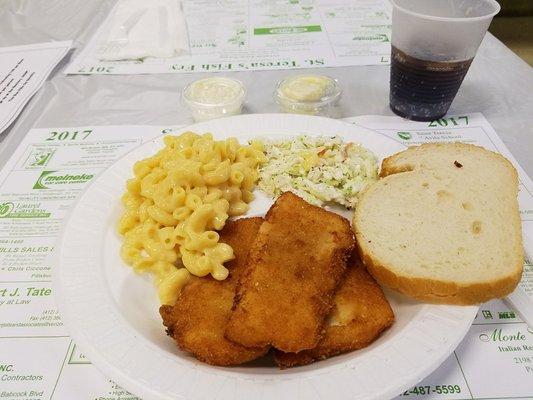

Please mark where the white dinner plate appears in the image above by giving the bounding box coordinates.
[55,114,477,400]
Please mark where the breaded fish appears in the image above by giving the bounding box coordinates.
[225,192,355,353]
[274,253,394,367]
[160,217,268,366]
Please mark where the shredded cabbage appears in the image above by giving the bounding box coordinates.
[257,135,378,209]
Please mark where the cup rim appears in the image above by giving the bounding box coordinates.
[391,0,501,22]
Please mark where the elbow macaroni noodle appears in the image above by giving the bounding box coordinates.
[118,132,266,305]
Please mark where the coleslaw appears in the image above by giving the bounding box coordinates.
[258,135,378,209]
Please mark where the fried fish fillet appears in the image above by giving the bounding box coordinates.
[225,192,355,353]
[160,217,268,366]
[274,253,394,368]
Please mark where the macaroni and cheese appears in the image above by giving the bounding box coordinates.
[118,132,266,305]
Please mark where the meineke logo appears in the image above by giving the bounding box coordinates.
[33,170,94,189]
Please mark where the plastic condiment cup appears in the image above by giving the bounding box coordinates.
[182,77,246,122]
[389,0,500,121]
[274,75,342,117]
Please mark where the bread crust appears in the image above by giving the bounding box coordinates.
[380,142,519,180]
[355,238,523,305]
[355,142,524,305]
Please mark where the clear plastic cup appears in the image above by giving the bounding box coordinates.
[274,75,342,117]
[389,0,500,121]
[182,77,246,122]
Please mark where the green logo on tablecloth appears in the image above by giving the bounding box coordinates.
[254,25,322,35]
[0,202,50,218]
[353,33,389,42]
[397,132,412,140]
[478,328,528,343]
[68,344,91,365]
[33,170,94,189]
[29,149,55,167]
[0,202,14,217]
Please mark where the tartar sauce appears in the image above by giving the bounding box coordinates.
[182,77,246,121]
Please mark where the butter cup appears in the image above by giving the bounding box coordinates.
[274,75,342,117]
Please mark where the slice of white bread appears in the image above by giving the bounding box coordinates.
[353,143,523,305]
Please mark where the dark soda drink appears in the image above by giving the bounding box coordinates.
[389,46,473,121]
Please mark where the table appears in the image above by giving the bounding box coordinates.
[0,2,532,400]
[0,0,532,176]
